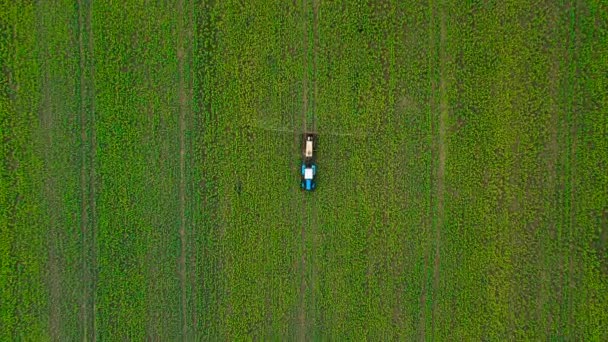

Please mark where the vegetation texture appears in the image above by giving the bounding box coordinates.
[1,0,606,340]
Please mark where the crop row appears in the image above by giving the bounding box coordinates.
[0,0,605,339]
[192,0,306,338]
[437,1,607,339]
[1,1,51,339]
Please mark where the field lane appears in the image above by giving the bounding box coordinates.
[297,0,310,340]
[310,0,320,334]
[35,4,62,339]
[299,0,321,339]
[176,0,192,338]
[433,2,448,337]
[423,0,448,338]
[77,0,97,339]
[87,3,98,339]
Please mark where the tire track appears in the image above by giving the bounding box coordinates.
[297,0,309,338]
[311,0,318,134]
[420,0,436,338]
[77,1,97,340]
[185,0,197,335]
[35,4,61,339]
[87,3,98,338]
[432,3,448,335]
[542,4,564,335]
[310,0,319,333]
[77,0,89,338]
[565,0,580,332]
[424,0,447,338]
[177,0,190,338]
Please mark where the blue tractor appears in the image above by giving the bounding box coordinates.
[301,133,317,191]
[301,162,317,191]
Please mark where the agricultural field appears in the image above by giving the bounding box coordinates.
[1,0,606,340]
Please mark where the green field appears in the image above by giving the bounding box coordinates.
[1,0,606,339]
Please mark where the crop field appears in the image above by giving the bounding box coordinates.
[1,0,606,340]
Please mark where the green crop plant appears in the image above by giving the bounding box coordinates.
[0,0,605,340]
